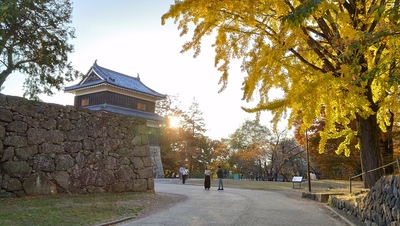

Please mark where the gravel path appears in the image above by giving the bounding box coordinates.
[112,179,364,226]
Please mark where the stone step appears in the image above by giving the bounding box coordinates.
[302,192,344,203]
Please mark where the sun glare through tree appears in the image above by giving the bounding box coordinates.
[169,116,181,128]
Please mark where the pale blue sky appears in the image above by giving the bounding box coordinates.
[2,0,283,140]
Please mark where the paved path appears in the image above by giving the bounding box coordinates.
[120,179,355,226]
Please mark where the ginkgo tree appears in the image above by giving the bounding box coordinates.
[162,1,400,188]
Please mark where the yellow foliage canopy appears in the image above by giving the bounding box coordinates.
[162,0,400,156]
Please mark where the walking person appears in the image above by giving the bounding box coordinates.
[217,166,224,190]
[204,166,212,190]
[182,167,189,184]
[179,166,184,180]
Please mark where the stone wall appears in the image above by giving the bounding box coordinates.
[0,94,154,197]
[150,146,164,178]
[329,175,400,225]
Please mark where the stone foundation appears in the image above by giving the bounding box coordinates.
[329,175,400,225]
[0,94,154,197]
[150,145,164,178]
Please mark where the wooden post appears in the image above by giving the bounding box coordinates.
[306,129,311,192]
[397,158,400,170]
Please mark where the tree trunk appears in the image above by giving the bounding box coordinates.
[357,113,383,189]
[0,67,14,87]
[380,111,394,174]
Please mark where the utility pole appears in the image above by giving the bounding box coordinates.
[306,129,311,192]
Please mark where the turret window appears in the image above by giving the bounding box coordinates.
[81,98,89,106]
[137,102,146,111]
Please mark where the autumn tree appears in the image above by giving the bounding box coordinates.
[228,120,270,178]
[163,1,400,188]
[211,138,231,170]
[158,124,186,177]
[230,145,264,179]
[157,96,209,176]
[191,135,216,175]
[156,94,186,176]
[196,137,213,167]
[229,120,271,150]
[265,130,305,181]
[0,0,80,99]
[181,98,207,174]
[156,94,183,119]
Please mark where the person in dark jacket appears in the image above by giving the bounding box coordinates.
[217,166,224,190]
[204,166,211,190]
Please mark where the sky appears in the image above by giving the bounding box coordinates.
[1,0,287,140]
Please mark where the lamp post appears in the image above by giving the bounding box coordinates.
[306,129,311,192]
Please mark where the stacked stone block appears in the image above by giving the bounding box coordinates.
[0,94,154,197]
[330,175,400,225]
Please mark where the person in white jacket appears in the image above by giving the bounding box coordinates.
[179,166,184,180]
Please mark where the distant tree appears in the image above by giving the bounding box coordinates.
[230,143,265,179]
[229,119,271,150]
[159,121,187,178]
[211,138,231,170]
[157,96,208,176]
[157,94,186,176]
[189,135,214,175]
[228,120,270,178]
[196,137,213,167]
[156,94,183,118]
[181,98,207,137]
[265,130,305,181]
[0,0,80,99]
[163,1,400,188]
[181,98,207,174]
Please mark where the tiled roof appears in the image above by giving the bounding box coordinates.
[85,104,165,122]
[65,61,166,99]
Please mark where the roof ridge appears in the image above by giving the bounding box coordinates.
[95,63,139,80]
[94,62,166,98]
[65,61,166,100]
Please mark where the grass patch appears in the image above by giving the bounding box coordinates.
[185,178,364,194]
[0,192,148,226]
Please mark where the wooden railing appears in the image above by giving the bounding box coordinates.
[349,160,399,193]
